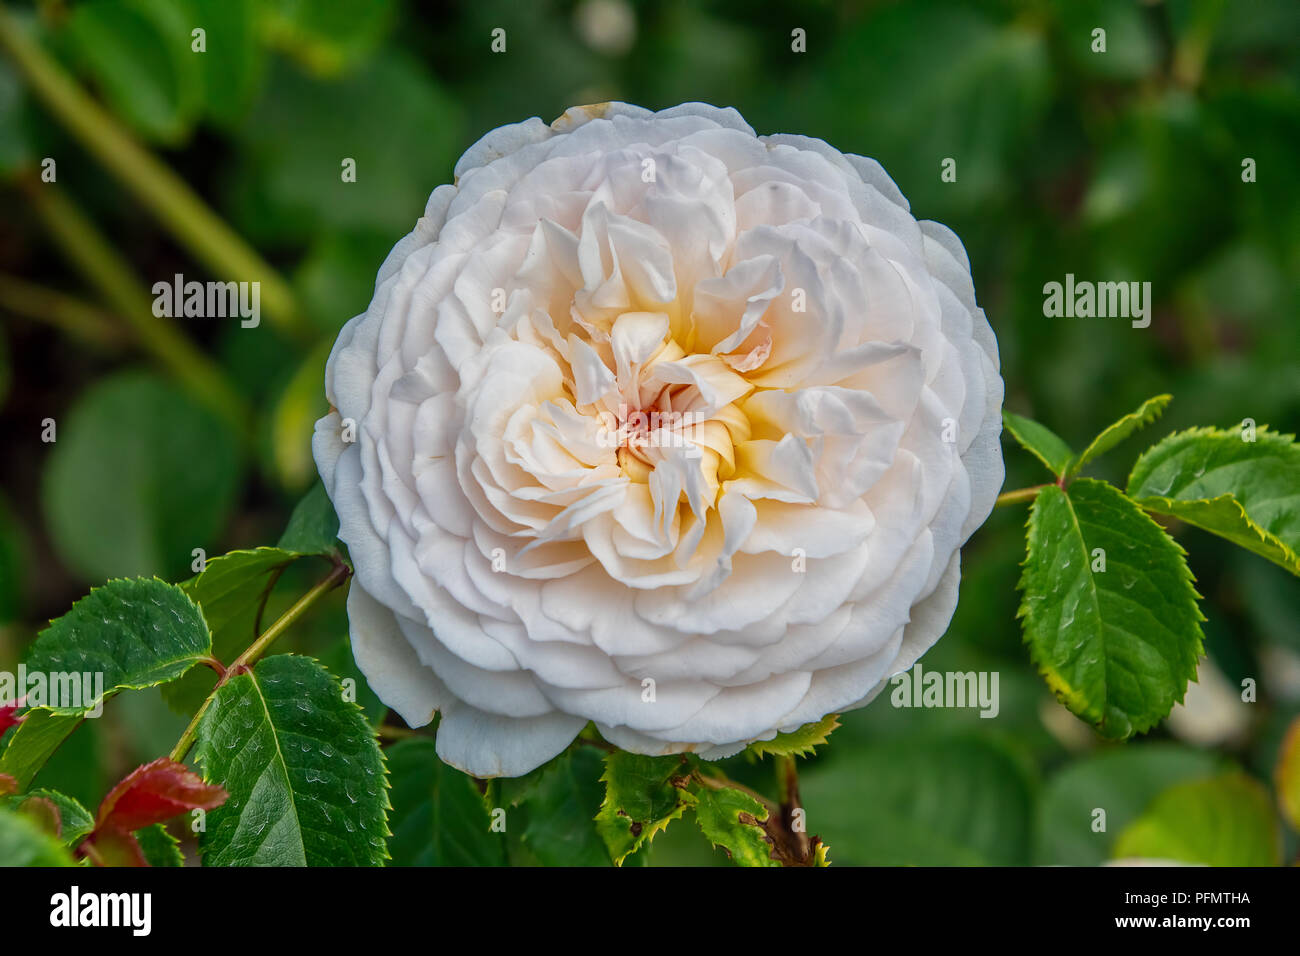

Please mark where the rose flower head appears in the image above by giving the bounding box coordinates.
[314,103,1004,777]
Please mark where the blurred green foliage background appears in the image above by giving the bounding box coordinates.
[0,0,1297,865]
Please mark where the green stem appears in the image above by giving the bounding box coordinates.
[0,273,124,348]
[20,175,252,438]
[0,1,307,340]
[994,484,1047,508]
[169,561,351,763]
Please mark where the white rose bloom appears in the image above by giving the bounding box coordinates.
[314,102,1004,777]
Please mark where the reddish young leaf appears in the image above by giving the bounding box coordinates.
[0,772,17,796]
[95,757,227,832]
[0,703,22,734]
[78,758,227,866]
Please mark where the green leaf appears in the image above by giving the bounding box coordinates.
[385,737,504,866]
[520,747,611,867]
[136,823,183,867]
[277,482,341,556]
[595,752,697,866]
[0,804,76,866]
[62,0,203,144]
[42,372,242,582]
[191,0,266,126]
[1018,479,1205,738]
[165,547,303,715]
[1067,394,1172,478]
[24,578,212,719]
[1003,410,1075,477]
[230,54,461,241]
[748,714,840,758]
[194,654,388,866]
[692,784,778,867]
[1113,773,1281,865]
[0,712,83,791]
[1127,426,1300,575]
[260,0,397,76]
[6,789,95,846]
[798,735,1035,865]
[1035,743,1222,866]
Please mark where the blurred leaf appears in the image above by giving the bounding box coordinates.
[520,746,610,867]
[43,371,243,582]
[194,654,388,866]
[1068,394,1171,478]
[25,578,212,716]
[229,53,461,240]
[0,804,75,865]
[1128,426,1300,576]
[0,54,35,175]
[192,0,266,126]
[293,229,393,332]
[61,0,203,144]
[1275,716,1300,832]
[0,712,82,792]
[747,713,839,759]
[269,339,329,492]
[1055,0,1160,80]
[0,492,26,624]
[6,789,94,846]
[596,751,697,866]
[1113,773,1280,865]
[261,0,396,76]
[798,734,1035,866]
[277,482,340,556]
[386,736,504,866]
[815,2,1050,211]
[1035,743,1222,865]
[1019,480,1205,739]
[1003,410,1075,476]
[692,782,778,868]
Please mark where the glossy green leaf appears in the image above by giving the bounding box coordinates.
[520,747,610,867]
[0,712,83,791]
[194,654,388,866]
[385,737,504,867]
[1019,480,1205,738]
[136,823,183,867]
[596,751,697,866]
[42,372,242,582]
[25,578,212,717]
[1113,773,1280,865]
[1128,426,1300,575]
[1068,393,1171,477]
[692,783,778,867]
[1003,410,1075,477]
